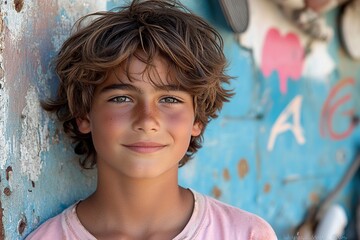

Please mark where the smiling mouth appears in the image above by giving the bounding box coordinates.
[122,142,167,153]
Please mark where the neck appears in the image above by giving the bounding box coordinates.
[95,168,183,218]
[77,162,194,239]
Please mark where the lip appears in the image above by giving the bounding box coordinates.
[122,142,167,154]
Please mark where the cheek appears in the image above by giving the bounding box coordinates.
[164,109,195,130]
[90,109,130,153]
[91,108,130,133]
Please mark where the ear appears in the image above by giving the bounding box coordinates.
[76,116,91,134]
[191,121,202,137]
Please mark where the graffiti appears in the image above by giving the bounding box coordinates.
[320,77,356,140]
[268,95,305,151]
[261,28,304,94]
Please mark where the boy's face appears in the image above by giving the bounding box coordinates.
[77,53,202,179]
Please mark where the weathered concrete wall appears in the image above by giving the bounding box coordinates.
[0,0,359,239]
[0,1,104,239]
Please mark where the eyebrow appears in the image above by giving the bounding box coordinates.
[99,83,184,94]
[99,84,140,93]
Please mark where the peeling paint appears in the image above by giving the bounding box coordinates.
[14,0,24,12]
[238,159,249,179]
[223,168,230,181]
[0,85,9,169]
[4,0,34,42]
[20,87,48,182]
[0,7,9,170]
[5,166,13,189]
[51,1,107,49]
[212,186,222,199]
[58,1,106,17]
[3,187,11,196]
[282,174,302,184]
[0,66,3,80]
[263,183,271,193]
[17,215,27,235]
[5,166,12,181]
[0,200,4,239]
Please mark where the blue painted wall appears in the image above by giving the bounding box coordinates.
[0,0,359,239]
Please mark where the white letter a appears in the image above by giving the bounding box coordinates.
[267,95,305,151]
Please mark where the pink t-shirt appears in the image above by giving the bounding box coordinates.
[26,190,277,240]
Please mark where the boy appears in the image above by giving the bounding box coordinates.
[27,0,277,239]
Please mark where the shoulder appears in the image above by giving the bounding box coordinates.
[26,202,97,240]
[25,204,78,240]
[25,212,65,240]
[196,192,278,240]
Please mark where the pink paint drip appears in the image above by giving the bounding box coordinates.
[261,28,304,94]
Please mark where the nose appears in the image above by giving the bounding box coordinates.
[132,101,160,133]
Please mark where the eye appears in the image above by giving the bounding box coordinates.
[109,96,132,103]
[160,97,182,104]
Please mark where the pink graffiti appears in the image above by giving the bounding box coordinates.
[261,28,304,94]
[320,78,355,140]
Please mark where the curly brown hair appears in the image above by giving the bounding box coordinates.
[42,0,233,168]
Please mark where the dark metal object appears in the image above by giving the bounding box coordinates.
[218,0,249,33]
[295,153,360,239]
